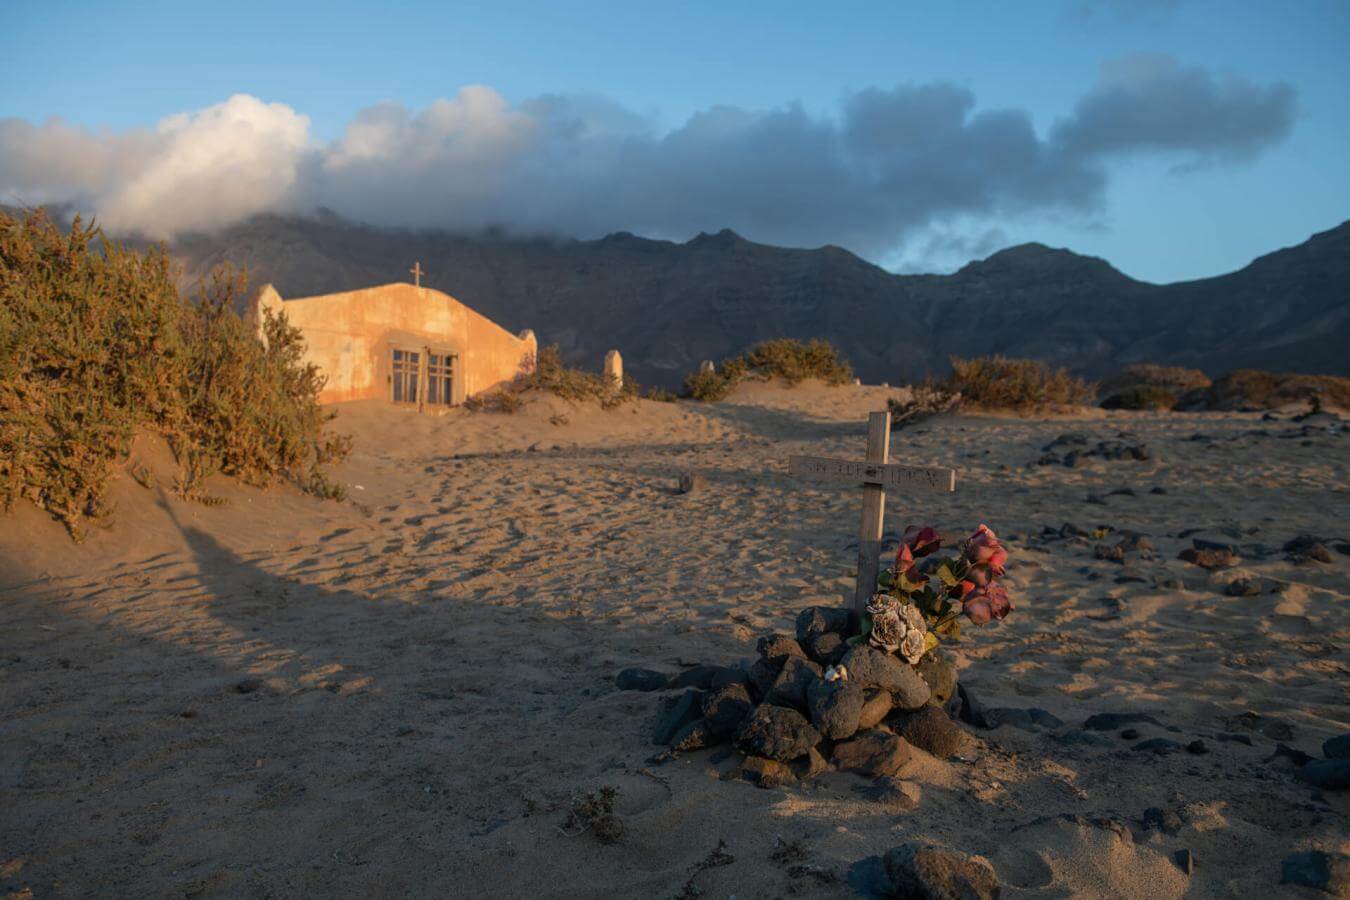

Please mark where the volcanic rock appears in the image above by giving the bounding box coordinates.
[807,679,865,741]
[702,682,754,737]
[615,668,668,692]
[892,706,967,759]
[832,729,912,777]
[841,646,931,709]
[766,656,823,710]
[858,689,893,729]
[735,705,821,762]
[881,843,1001,900]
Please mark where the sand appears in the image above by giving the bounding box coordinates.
[1,381,1347,897]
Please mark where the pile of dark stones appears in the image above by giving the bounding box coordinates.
[624,604,969,788]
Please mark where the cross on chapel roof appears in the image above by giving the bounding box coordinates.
[409,261,424,287]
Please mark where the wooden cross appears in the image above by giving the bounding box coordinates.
[788,410,957,615]
[410,261,424,287]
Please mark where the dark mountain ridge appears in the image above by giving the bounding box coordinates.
[19,204,1349,388]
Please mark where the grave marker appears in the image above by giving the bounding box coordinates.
[787,410,957,615]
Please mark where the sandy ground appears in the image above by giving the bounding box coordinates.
[1,381,1347,897]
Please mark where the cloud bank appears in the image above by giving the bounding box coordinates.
[0,55,1295,259]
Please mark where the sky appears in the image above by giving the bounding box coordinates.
[2,0,1347,283]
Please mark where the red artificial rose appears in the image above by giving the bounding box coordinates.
[902,524,942,558]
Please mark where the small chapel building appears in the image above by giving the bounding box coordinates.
[246,265,537,409]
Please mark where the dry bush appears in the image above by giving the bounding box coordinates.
[887,379,962,428]
[683,338,854,401]
[1100,384,1178,410]
[465,345,637,412]
[945,355,1095,412]
[1180,369,1350,411]
[1099,363,1211,397]
[0,209,349,539]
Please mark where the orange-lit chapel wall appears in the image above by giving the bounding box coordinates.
[247,282,537,405]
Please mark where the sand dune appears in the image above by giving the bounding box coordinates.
[1,382,1346,897]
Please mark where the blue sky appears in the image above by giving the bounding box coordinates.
[2,0,1347,282]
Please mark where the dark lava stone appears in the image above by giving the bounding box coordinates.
[756,633,806,666]
[806,679,865,741]
[702,682,755,737]
[795,606,855,645]
[882,843,1001,900]
[766,656,823,710]
[915,652,957,706]
[734,704,821,763]
[892,706,966,759]
[668,665,749,692]
[654,689,704,745]
[1299,758,1350,790]
[615,668,668,692]
[841,646,930,710]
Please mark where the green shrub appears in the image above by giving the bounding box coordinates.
[945,355,1095,411]
[1101,385,1177,410]
[1181,369,1350,411]
[0,209,349,539]
[682,338,854,401]
[643,387,679,403]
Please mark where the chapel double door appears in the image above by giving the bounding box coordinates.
[390,346,456,409]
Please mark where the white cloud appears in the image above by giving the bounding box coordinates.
[0,61,1297,255]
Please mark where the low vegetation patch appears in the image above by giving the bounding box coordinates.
[464,345,639,412]
[0,209,350,539]
[943,355,1095,412]
[682,338,854,401]
[1179,369,1350,411]
[1098,363,1210,410]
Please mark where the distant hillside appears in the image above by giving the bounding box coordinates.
[147,213,1350,386]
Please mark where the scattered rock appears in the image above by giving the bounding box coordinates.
[862,776,920,811]
[833,729,913,777]
[1272,743,1314,767]
[677,471,704,494]
[654,690,704,745]
[1324,733,1350,759]
[915,652,958,706]
[1056,729,1116,748]
[757,634,806,666]
[1173,848,1196,876]
[858,689,894,729]
[982,707,1064,731]
[1224,576,1267,597]
[807,679,865,740]
[1178,547,1240,569]
[1083,711,1167,731]
[842,645,931,709]
[1284,534,1334,563]
[1150,486,1168,495]
[615,668,668,692]
[881,843,1001,900]
[1121,728,1140,740]
[1281,850,1349,895]
[735,705,821,763]
[1142,807,1183,835]
[1299,758,1350,790]
[893,706,967,759]
[1133,738,1183,755]
[1186,740,1209,755]
[702,683,755,737]
[233,678,264,694]
[766,656,823,710]
[739,756,797,789]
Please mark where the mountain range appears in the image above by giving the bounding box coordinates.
[150,213,1350,387]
